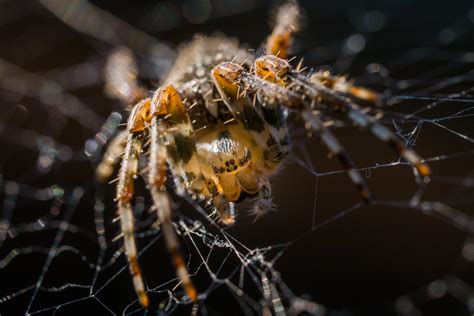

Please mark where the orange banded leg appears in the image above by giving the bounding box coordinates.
[265,1,301,58]
[310,71,380,103]
[148,118,198,301]
[116,132,149,308]
[115,98,155,308]
[151,85,235,225]
[298,76,431,178]
[301,111,371,202]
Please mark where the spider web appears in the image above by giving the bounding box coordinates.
[1,0,474,315]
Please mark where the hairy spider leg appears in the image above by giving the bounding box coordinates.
[265,1,301,58]
[151,85,235,225]
[291,73,431,178]
[252,56,371,201]
[116,98,152,308]
[148,116,198,303]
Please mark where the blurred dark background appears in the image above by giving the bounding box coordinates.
[0,0,473,315]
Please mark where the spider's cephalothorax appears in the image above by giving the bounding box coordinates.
[97,1,431,308]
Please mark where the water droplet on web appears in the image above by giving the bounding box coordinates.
[344,33,366,54]
[84,139,98,157]
[427,280,447,299]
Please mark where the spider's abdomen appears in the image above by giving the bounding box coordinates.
[195,124,266,201]
[197,130,251,175]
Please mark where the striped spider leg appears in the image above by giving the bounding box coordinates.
[115,98,152,307]
[148,85,203,304]
[280,61,432,178]
[254,55,431,178]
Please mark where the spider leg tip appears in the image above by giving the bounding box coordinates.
[139,293,149,308]
[220,215,235,226]
[417,163,431,178]
[187,287,199,302]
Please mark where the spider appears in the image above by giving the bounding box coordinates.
[96,1,431,308]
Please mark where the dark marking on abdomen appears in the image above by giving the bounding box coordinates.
[261,105,285,129]
[168,134,196,163]
[239,104,265,133]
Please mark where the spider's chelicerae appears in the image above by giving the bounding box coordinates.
[96,1,431,308]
